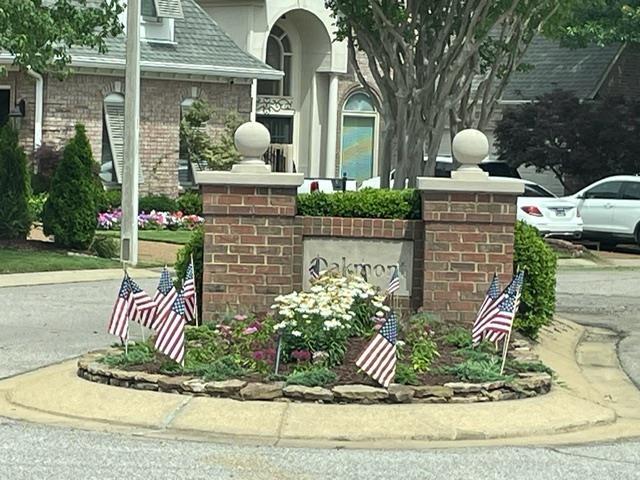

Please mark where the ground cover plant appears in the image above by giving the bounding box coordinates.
[99,273,551,388]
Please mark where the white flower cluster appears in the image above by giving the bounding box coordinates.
[270,275,386,333]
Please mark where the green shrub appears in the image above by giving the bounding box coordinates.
[285,367,337,387]
[395,363,419,385]
[196,355,246,381]
[443,357,513,383]
[139,194,177,213]
[0,125,32,240]
[175,227,203,316]
[403,313,440,373]
[513,221,557,339]
[176,191,202,215]
[101,342,155,367]
[96,189,122,212]
[297,188,421,219]
[42,124,98,249]
[30,143,62,194]
[443,327,473,348]
[28,193,48,223]
[91,235,119,259]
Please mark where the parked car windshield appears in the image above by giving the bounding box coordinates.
[523,184,555,198]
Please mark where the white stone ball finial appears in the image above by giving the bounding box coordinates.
[451,129,490,180]
[232,121,272,173]
[452,129,489,166]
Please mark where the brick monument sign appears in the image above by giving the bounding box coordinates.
[196,124,523,323]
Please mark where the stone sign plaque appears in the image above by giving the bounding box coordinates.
[303,237,414,295]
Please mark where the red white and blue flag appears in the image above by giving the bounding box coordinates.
[483,271,525,344]
[127,276,156,328]
[107,276,132,341]
[150,268,178,331]
[472,274,506,345]
[182,260,197,322]
[155,293,187,365]
[355,310,398,388]
[387,267,400,295]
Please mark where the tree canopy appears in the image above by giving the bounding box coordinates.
[495,90,640,193]
[545,1,640,45]
[0,0,123,76]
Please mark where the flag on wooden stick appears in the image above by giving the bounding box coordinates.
[386,267,400,295]
[127,276,156,328]
[182,258,197,323]
[155,293,187,365]
[107,276,132,341]
[150,267,178,330]
[483,271,525,344]
[471,274,505,345]
[355,310,398,388]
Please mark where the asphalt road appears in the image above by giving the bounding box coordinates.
[0,271,639,479]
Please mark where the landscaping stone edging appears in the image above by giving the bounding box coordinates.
[76,352,552,404]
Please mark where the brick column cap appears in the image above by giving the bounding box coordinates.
[416,176,524,195]
[195,171,304,187]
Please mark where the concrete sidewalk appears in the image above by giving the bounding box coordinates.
[0,268,162,288]
[0,318,639,449]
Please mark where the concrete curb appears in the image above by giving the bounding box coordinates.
[0,268,162,288]
[0,317,638,449]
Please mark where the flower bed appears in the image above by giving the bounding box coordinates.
[81,273,553,404]
[97,208,204,231]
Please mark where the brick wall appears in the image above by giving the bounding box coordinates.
[422,192,517,323]
[15,72,250,196]
[201,184,298,320]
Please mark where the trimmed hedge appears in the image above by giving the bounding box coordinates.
[513,221,557,339]
[139,195,177,213]
[297,189,421,220]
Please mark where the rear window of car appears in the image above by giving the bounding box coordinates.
[523,184,555,198]
[621,181,640,200]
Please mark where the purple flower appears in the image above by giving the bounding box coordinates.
[291,350,311,362]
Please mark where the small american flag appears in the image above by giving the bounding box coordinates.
[308,256,321,280]
[107,276,132,341]
[154,293,186,365]
[127,276,156,328]
[182,261,197,322]
[387,267,400,295]
[150,268,178,331]
[471,274,505,345]
[481,271,525,344]
[355,310,398,388]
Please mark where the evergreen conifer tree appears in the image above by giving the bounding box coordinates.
[0,124,31,239]
[43,124,97,249]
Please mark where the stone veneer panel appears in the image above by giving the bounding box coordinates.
[421,191,518,323]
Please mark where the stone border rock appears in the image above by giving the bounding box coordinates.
[77,351,552,405]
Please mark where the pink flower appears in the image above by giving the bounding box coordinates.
[291,350,311,362]
[243,326,258,335]
[234,314,248,322]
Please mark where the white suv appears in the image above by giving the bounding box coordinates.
[566,175,640,246]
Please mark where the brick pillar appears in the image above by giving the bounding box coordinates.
[200,184,299,321]
[419,187,520,324]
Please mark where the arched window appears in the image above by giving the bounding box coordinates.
[341,92,378,182]
[101,93,124,184]
[257,25,292,97]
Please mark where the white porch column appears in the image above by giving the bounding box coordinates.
[324,73,339,178]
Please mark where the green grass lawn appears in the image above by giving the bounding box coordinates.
[97,229,192,244]
[0,247,121,274]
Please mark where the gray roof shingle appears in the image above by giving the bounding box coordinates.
[502,36,621,101]
[68,0,280,80]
